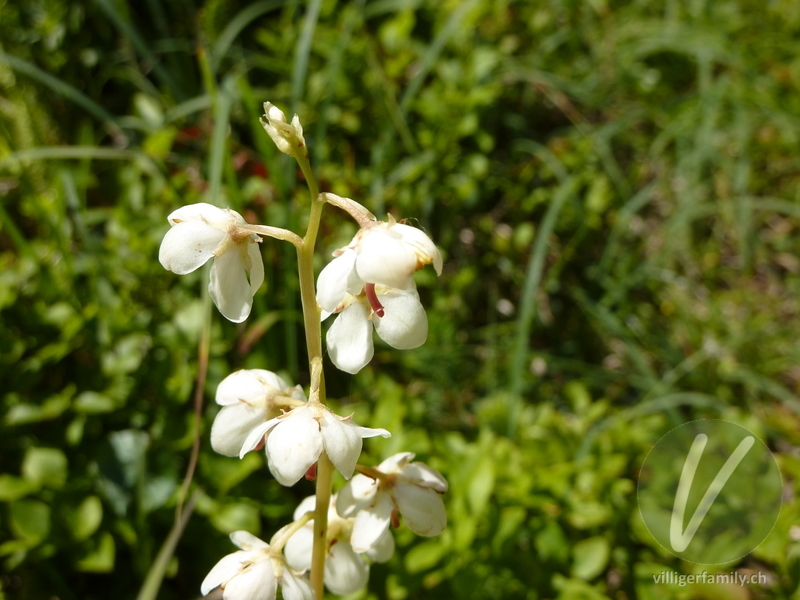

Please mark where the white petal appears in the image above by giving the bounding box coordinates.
[209,249,253,323]
[201,551,247,595]
[265,408,323,486]
[393,484,447,537]
[211,404,269,457]
[168,202,230,225]
[365,527,395,563]
[320,412,390,480]
[326,301,374,374]
[373,290,428,350]
[283,527,313,573]
[280,568,315,600]
[350,492,394,552]
[319,412,363,480]
[216,369,285,406]
[159,221,224,275]
[230,531,270,551]
[239,420,276,458]
[336,474,379,518]
[247,239,265,295]
[356,230,417,289]
[393,223,442,275]
[292,495,318,521]
[324,542,369,595]
[377,452,415,473]
[222,559,277,600]
[400,462,448,492]
[317,251,362,313]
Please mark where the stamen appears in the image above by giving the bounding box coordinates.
[365,283,385,317]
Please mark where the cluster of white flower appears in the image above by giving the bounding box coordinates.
[158,102,448,600]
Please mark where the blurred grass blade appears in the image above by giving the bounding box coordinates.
[93,0,186,100]
[0,51,122,137]
[211,0,287,73]
[508,177,579,436]
[208,77,237,207]
[399,0,479,112]
[136,490,198,600]
[291,0,323,107]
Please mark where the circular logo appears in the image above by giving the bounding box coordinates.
[638,420,782,564]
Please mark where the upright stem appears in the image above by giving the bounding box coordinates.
[293,150,331,599]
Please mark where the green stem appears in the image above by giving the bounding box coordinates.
[311,451,333,597]
[293,148,330,599]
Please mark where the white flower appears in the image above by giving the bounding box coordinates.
[159,203,264,323]
[321,278,429,374]
[337,452,448,552]
[211,370,306,457]
[322,217,442,293]
[284,495,394,595]
[261,102,306,157]
[239,403,391,486]
[201,531,314,600]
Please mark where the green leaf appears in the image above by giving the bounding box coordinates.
[571,536,610,581]
[404,539,446,574]
[10,499,51,543]
[210,502,261,535]
[0,475,39,501]
[69,496,104,541]
[76,531,115,572]
[73,391,117,414]
[21,447,68,489]
[467,455,495,516]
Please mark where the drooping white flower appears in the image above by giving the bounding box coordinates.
[211,369,306,457]
[337,452,448,552]
[322,281,428,374]
[239,403,391,486]
[261,102,306,157]
[201,531,314,600]
[159,203,264,323]
[284,495,394,595]
[322,217,442,293]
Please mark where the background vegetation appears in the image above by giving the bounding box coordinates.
[1,0,800,598]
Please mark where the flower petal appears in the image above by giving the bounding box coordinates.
[393,223,442,275]
[247,239,265,295]
[159,221,225,275]
[239,420,276,458]
[216,369,288,407]
[400,462,448,493]
[373,290,428,350]
[222,558,276,600]
[230,531,270,551]
[280,567,315,600]
[365,528,395,563]
[201,551,248,595]
[350,492,394,552]
[324,541,369,595]
[316,250,363,313]
[377,452,415,473]
[167,202,230,225]
[284,527,313,573]
[211,404,269,457]
[265,407,323,486]
[336,474,379,518]
[326,301,374,374]
[209,247,254,323]
[320,412,389,480]
[393,484,447,537]
[355,229,418,289]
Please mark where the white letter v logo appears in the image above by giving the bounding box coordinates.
[670,433,755,552]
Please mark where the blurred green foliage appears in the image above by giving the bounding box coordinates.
[2,0,800,598]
